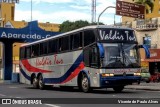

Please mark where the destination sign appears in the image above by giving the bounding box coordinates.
[116,0,145,19]
[98,29,136,42]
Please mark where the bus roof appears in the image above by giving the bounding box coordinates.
[21,25,133,47]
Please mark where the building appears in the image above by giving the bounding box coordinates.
[0,1,60,80]
[121,0,160,76]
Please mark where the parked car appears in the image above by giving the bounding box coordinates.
[140,68,151,83]
[150,72,160,82]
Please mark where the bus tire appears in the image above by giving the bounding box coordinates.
[113,86,124,93]
[38,75,45,90]
[32,76,38,89]
[81,74,91,93]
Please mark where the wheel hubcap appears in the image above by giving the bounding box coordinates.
[39,77,43,87]
[33,78,37,87]
[82,77,88,89]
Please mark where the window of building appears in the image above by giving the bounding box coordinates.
[11,6,14,21]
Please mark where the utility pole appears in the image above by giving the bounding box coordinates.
[97,6,115,25]
[91,0,96,23]
[31,0,33,21]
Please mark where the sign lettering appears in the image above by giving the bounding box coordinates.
[36,55,63,66]
[116,0,145,19]
[99,29,136,42]
[0,31,52,40]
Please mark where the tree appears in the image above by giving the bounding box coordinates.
[59,20,89,32]
[59,20,104,32]
[134,0,154,14]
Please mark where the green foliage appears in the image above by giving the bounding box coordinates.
[59,20,104,32]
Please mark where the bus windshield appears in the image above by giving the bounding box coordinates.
[102,43,140,68]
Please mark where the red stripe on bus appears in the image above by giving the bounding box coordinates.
[61,62,85,84]
[21,60,52,73]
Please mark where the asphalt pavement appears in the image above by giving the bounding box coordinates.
[1,80,160,91]
[125,82,160,91]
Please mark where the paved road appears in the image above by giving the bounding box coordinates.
[0,83,160,107]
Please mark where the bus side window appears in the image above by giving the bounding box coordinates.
[58,38,62,52]
[83,47,92,67]
[31,51,34,57]
[72,32,82,50]
[26,46,31,58]
[40,42,48,55]
[84,30,95,47]
[90,46,99,67]
[32,44,39,57]
[20,47,25,59]
[61,36,69,51]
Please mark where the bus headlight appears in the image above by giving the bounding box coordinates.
[134,73,141,76]
[101,73,114,77]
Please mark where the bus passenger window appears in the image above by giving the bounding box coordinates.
[40,42,48,55]
[61,36,69,51]
[31,51,34,57]
[72,32,82,49]
[48,39,58,54]
[32,44,39,57]
[58,38,62,52]
[26,46,31,58]
[84,30,95,47]
[20,47,25,59]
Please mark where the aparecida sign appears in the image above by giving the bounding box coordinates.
[0,31,52,40]
[0,21,60,42]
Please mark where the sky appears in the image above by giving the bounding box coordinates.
[15,0,121,25]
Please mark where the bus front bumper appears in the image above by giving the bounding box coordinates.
[100,76,141,87]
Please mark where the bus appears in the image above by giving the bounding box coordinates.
[19,25,141,93]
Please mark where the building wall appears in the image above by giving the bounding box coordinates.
[146,0,160,18]
[135,29,159,47]
[0,2,60,74]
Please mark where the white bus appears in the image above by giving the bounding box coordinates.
[19,25,141,93]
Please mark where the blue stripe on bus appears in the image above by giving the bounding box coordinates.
[20,53,83,84]
[44,53,83,84]
[97,43,104,58]
[20,68,31,81]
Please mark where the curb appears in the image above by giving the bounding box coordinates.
[125,87,160,91]
[0,80,19,84]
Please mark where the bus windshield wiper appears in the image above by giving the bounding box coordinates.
[120,43,134,68]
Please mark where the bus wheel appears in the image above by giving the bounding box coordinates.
[113,86,124,93]
[38,75,45,90]
[81,74,91,93]
[33,76,38,89]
